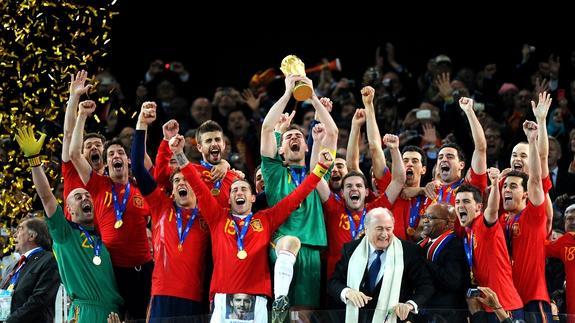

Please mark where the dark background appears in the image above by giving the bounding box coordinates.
[106,3,573,104]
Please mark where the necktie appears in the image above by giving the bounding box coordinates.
[2,255,26,289]
[368,250,384,292]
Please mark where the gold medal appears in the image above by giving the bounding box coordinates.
[114,220,123,229]
[211,188,220,196]
[406,227,415,236]
[470,271,476,285]
[7,284,14,291]
[92,256,101,266]
[178,244,183,252]
[237,250,247,260]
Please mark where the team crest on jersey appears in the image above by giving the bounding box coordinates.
[511,223,520,237]
[133,195,144,208]
[250,219,263,232]
[201,170,212,183]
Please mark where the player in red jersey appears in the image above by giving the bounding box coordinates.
[455,176,524,320]
[153,120,236,206]
[499,120,551,322]
[168,133,333,323]
[131,103,210,320]
[501,92,554,234]
[318,133,405,280]
[69,100,153,320]
[426,97,488,206]
[546,206,575,322]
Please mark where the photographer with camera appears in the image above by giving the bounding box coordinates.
[467,287,517,323]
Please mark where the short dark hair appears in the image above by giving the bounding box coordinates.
[280,124,305,142]
[506,170,529,191]
[456,184,482,203]
[196,120,223,143]
[341,170,368,189]
[83,133,106,149]
[22,218,52,251]
[254,165,262,182]
[103,138,129,164]
[402,145,427,165]
[439,143,466,162]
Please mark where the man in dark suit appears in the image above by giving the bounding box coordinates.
[1,217,60,323]
[328,207,434,323]
[417,203,470,322]
[548,136,575,200]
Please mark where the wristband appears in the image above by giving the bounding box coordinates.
[320,147,336,159]
[313,163,329,178]
[27,155,41,167]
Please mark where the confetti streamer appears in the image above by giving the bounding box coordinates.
[0,0,118,233]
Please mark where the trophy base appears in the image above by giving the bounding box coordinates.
[293,83,313,101]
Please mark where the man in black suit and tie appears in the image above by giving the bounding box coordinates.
[328,207,434,323]
[417,203,470,322]
[1,217,60,323]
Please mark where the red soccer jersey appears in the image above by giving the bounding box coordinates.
[154,140,239,207]
[62,161,87,220]
[500,201,550,304]
[144,187,210,301]
[469,215,523,311]
[322,192,392,279]
[153,139,174,192]
[546,232,575,318]
[86,172,152,267]
[181,163,321,299]
[391,195,433,241]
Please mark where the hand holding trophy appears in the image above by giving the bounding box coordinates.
[280,55,313,101]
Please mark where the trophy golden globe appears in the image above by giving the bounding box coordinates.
[280,55,313,101]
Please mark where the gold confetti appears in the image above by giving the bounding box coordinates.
[0,0,119,240]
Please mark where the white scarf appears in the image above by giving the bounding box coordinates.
[346,236,404,323]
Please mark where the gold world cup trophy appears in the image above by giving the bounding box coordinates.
[280,55,313,101]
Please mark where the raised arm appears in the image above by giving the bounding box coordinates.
[132,102,159,196]
[310,123,331,202]
[170,134,221,224]
[62,70,92,162]
[69,100,96,185]
[532,91,552,179]
[309,90,338,152]
[484,167,501,224]
[346,109,366,172]
[524,121,544,206]
[154,119,179,187]
[362,86,387,179]
[309,96,337,170]
[383,134,406,204]
[459,97,487,175]
[261,75,302,158]
[15,126,57,216]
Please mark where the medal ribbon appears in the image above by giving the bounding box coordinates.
[463,229,474,273]
[427,230,455,262]
[71,222,102,261]
[175,205,199,248]
[345,207,367,240]
[409,196,423,229]
[437,178,464,203]
[230,212,254,253]
[111,181,131,225]
[200,160,222,191]
[288,166,307,187]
